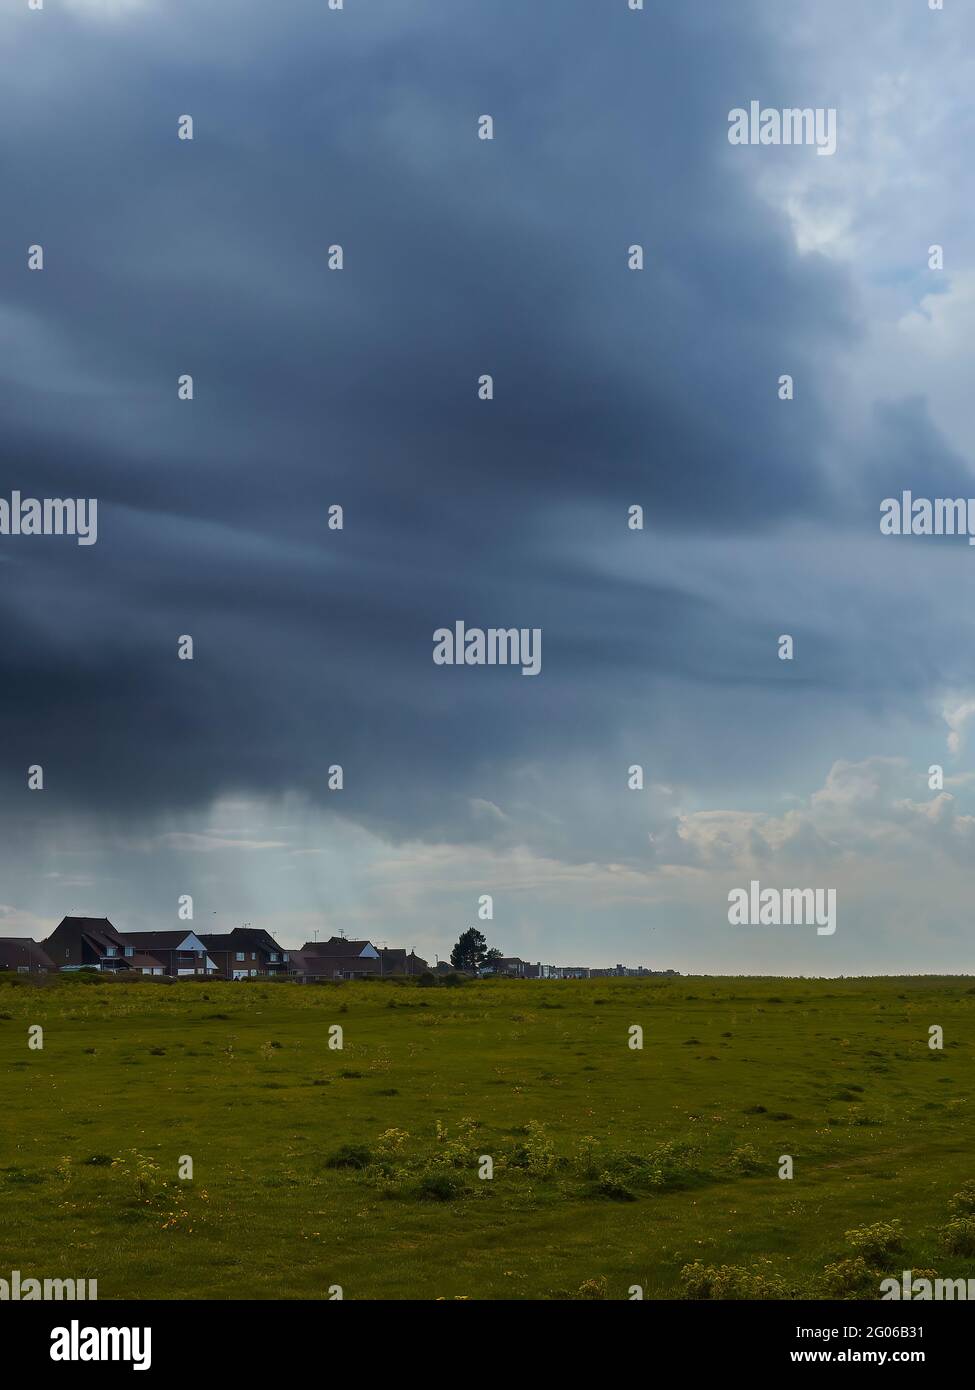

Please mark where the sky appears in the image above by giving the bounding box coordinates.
[1,0,974,974]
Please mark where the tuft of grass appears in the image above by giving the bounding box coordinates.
[324,1144,373,1171]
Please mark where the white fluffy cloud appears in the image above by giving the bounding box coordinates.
[942,695,975,756]
[667,757,975,871]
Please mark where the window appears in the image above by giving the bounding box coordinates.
[106,947,116,957]
[235,952,245,962]
[125,946,134,957]
[270,953,279,962]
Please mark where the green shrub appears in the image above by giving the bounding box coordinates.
[575,1135,599,1179]
[844,1220,904,1263]
[433,1118,482,1169]
[820,1257,877,1299]
[413,1172,464,1201]
[325,1144,373,1171]
[374,1129,410,1159]
[680,1260,791,1301]
[643,1140,705,1190]
[591,1172,636,1202]
[511,1121,557,1178]
[940,1216,975,1257]
[727,1144,763,1175]
[947,1181,975,1215]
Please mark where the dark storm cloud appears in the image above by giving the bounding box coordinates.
[0,0,918,854]
[860,396,975,506]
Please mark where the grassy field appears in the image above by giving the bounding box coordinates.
[1,972,974,1301]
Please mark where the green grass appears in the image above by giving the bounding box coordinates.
[1,972,973,1300]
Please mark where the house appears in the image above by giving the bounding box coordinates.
[483,956,530,978]
[43,916,157,973]
[378,948,429,977]
[287,949,366,983]
[286,950,328,983]
[123,931,217,979]
[292,937,382,980]
[0,938,57,975]
[267,941,429,984]
[197,927,289,980]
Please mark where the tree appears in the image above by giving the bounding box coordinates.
[450,927,489,974]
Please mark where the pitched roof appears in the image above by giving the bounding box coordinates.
[230,927,286,953]
[54,916,117,931]
[197,929,286,954]
[49,911,126,945]
[84,929,127,953]
[0,938,57,972]
[124,953,165,970]
[47,916,128,952]
[124,931,201,950]
[298,938,374,957]
[196,934,257,956]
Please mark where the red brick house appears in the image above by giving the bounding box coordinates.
[197,927,289,980]
[291,937,381,981]
[123,931,217,978]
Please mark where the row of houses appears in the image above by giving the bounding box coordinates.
[482,957,678,979]
[0,918,432,983]
[0,919,678,983]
